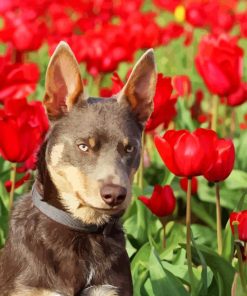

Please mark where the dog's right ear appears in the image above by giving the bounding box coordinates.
[44,41,84,120]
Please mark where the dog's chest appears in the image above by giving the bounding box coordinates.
[50,228,125,294]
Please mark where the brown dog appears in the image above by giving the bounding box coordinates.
[0,42,156,296]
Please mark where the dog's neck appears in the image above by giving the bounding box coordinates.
[32,181,119,234]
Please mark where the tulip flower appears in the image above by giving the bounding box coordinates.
[204,139,235,182]
[0,97,49,163]
[180,177,198,195]
[230,211,247,242]
[145,74,176,132]
[195,34,243,97]
[173,75,191,97]
[138,185,176,217]
[230,211,247,292]
[154,128,217,178]
[203,138,235,255]
[226,83,247,107]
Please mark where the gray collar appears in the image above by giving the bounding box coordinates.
[31,183,118,235]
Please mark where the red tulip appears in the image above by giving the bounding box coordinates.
[195,34,243,96]
[226,83,247,107]
[204,138,235,182]
[145,74,176,132]
[0,98,49,163]
[173,75,191,97]
[155,128,217,178]
[230,211,247,242]
[138,185,176,217]
[180,177,198,195]
[0,50,39,103]
[100,72,124,97]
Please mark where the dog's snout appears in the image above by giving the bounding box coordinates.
[100,184,127,206]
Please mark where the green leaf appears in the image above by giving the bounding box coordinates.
[189,244,235,296]
[149,248,189,296]
[225,170,247,190]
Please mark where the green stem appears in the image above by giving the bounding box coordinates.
[160,217,167,248]
[233,222,247,293]
[211,95,219,132]
[215,182,223,255]
[186,178,196,294]
[9,163,17,210]
[230,109,236,138]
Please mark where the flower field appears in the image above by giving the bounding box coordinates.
[1,0,247,295]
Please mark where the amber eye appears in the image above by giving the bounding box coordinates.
[78,144,89,152]
[125,145,135,153]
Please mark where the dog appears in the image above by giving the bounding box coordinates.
[0,41,157,296]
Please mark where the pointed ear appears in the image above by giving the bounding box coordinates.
[44,41,84,120]
[118,49,157,126]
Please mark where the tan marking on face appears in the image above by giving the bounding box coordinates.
[89,137,96,148]
[50,144,64,166]
[123,137,129,146]
[47,162,133,225]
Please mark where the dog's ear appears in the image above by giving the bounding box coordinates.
[44,41,84,120]
[118,49,157,126]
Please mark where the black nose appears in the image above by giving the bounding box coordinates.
[100,184,127,206]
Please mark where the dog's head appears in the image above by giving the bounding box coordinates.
[43,42,156,225]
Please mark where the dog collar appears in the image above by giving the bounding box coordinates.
[31,183,118,235]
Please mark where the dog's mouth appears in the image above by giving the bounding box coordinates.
[90,205,125,216]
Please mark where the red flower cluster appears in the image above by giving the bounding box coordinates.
[0,97,49,164]
[155,128,235,181]
[139,185,176,217]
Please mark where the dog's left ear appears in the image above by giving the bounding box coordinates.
[118,49,157,126]
[44,41,84,120]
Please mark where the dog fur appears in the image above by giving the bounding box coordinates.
[0,42,156,295]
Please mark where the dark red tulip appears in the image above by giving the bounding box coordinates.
[195,34,243,96]
[0,98,49,163]
[230,211,247,242]
[155,128,217,177]
[138,185,176,217]
[204,138,235,182]
[226,83,247,107]
[180,177,198,195]
[145,74,176,132]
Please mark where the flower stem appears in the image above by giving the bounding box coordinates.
[186,178,195,294]
[160,217,167,248]
[9,163,17,210]
[211,95,218,131]
[230,109,236,138]
[215,182,223,255]
[233,222,247,293]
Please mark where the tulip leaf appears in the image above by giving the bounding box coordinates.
[188,244,235,296]
[225,170,247,190]
[149,248,189,296]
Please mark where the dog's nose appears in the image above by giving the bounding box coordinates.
[100,184,127,206]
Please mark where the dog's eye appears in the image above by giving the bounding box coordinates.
[125,145,135,153]
[78,144,89,152]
